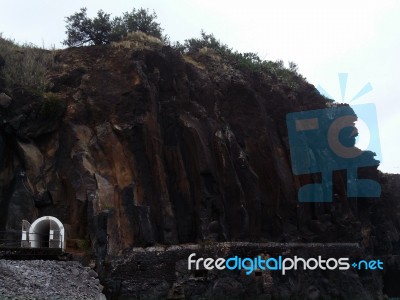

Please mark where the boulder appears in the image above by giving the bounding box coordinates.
[0,93,12,108]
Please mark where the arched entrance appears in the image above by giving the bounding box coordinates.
[28,216,65,250]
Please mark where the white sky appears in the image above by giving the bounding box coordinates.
[1,0,399,173]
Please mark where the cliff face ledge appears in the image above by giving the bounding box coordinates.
[0,39,399,298]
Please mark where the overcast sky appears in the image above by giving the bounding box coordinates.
[1,0,399,173]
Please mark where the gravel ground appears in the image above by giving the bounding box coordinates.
[0,260,106,300]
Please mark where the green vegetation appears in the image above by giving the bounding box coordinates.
[76,239,92,253]
[0,35,65,121]
[174,31,305,91]
[39,92,65,118]
[0,34,55,91]
[63,7,165,47]
[0,7,311,103]
[62,7,310,95]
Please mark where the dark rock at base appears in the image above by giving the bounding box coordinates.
[212,278,244,299]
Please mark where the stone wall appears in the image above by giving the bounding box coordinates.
[101,242,397,299]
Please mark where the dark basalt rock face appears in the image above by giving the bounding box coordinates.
[0,39,399,298]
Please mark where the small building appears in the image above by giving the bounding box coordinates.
[21,216,65,251]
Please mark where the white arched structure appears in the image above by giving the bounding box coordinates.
[28,216,65,250]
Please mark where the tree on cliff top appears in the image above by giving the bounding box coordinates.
[63,7,164,47]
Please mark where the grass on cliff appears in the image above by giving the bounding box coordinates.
[39,92,66,119]
[0,33,56,91]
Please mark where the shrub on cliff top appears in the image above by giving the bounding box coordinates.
[63,7,165,47]
[0,34,55,91]
[174,31,264,71]
[174,31,303,83]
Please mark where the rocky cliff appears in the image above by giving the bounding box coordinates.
[0,36,399,298]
